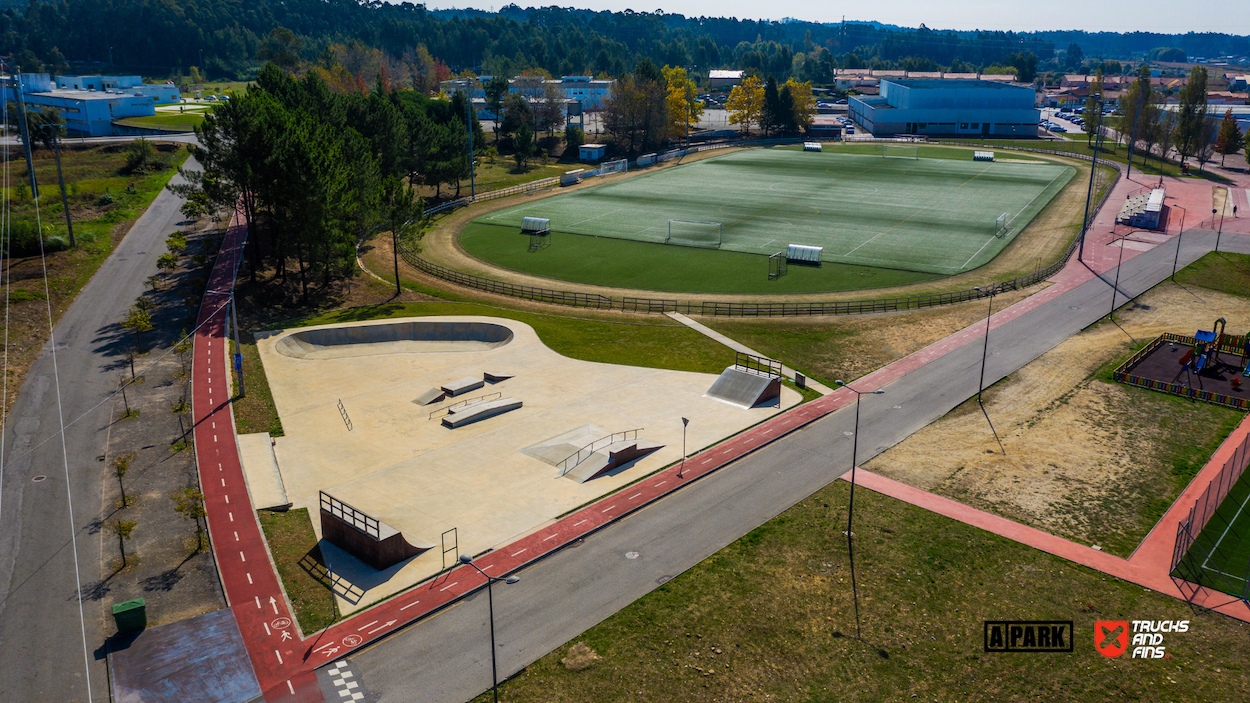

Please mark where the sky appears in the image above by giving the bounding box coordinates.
[413,1,1250,35]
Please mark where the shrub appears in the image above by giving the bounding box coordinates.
[96,191,116,207]
[43,235,69,252]
[4,220,65,256]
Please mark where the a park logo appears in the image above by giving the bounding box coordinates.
[1096,620,1189,659]
[983,621,1073,652]
[1094,620,1129,658]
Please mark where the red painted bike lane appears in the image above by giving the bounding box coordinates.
[191,170,1247,701]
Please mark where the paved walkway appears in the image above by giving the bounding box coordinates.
[665,311,835,394]
[190,166,1250,701]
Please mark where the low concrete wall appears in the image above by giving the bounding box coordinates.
[276,320,514,359]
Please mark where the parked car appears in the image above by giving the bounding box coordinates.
[1051,125,1067,132]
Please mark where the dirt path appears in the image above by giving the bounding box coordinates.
[865,282,1250,557]
[416,146,1103,304]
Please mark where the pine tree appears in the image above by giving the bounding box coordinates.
[1214,109,1242,166]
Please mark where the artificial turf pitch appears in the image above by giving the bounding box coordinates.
[1175,470,1250,600]
[472,147,1074,277]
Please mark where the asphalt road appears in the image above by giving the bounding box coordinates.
[353,228,1250,703]
[0,160,197,702]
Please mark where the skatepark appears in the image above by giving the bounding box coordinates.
[249,316,800,612]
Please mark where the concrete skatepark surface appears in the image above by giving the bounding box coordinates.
[256,316,800,613]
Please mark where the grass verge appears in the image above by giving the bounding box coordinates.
[476,481,1250,703]
[115,113,204,131]
[257,508,338,634]
[1175,251,1250,299]
[230,333,284,436]
[282,301,737,375]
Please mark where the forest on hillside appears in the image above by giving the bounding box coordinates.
[2,1,1247,85]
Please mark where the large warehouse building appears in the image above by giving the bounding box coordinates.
[849,79,1039,137]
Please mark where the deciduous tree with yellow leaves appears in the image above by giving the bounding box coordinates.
[783,78,816,132]
[663,66,704,142]
[726,75,764,135]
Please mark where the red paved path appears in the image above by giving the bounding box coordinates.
[189,166,1250,701]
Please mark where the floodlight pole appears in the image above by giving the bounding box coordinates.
[467,79,476,199]
[974,287,1006,455]
[1125,78,1147,178]
[1171,204,1187,280]
[1077,97,1104,262]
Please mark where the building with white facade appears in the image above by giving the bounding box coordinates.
[3,73,158,136]
[440,75,614,117]
[848,79,1039,137]
[56,75,181,104]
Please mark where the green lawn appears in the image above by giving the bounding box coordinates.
[1175,251,1250,298]
[940,136,1233,183]
[477,480,1250,703]
[468,148,1075,282]
[115,113,204,132]
[284,302,736,375]
[257,509,338,634]
[459,222,939,294]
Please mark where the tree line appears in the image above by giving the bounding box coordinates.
[172,63,482,302]
[10,1,1245,89]
[1099,66,1248,175]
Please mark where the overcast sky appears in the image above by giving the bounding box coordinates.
[415,1,1249,35]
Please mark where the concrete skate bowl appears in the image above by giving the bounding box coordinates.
[276,320,514,360]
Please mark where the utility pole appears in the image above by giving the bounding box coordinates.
[45,126,75,247]
[231,295,245,398]
[14,70,39,200]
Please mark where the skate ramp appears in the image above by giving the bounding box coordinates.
[320,492,433,571]
[276,320,513,359]
[562,439,664,484]
[704,366,782,409]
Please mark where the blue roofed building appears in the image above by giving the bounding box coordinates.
[849,79,1039,138]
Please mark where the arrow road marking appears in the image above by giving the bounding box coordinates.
[269,596,279,615]
[357,621,378,631]
[367,620,396,635]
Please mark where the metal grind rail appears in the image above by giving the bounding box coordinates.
[428,391,502,420]
[556,428,644,477]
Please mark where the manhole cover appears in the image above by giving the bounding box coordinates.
[31,475,46,482]
[625,551,639,560]
[657,575,672,585]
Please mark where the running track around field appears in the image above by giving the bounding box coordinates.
[192,170,1249,701]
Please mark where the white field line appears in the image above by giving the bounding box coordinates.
[1200,484,1250,573]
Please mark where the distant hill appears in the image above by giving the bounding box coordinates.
[2,1,1244,81]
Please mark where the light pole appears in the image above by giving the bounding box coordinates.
[1171,204,1187,280]
[973,287,1006,455]
[679,417,689,478]
[833,380,883,641]
[1216,206,1226,253]
[1077,97,1104,262]
[459,554,520,703]
[1108,234,1129,320]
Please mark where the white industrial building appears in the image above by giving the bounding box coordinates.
[849,79,1039,137]
[57,75,181,104]
[3,73,158,136]
[440,75,615,117]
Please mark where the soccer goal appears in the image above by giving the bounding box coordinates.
[666,219,723,249]
[881,144,920,160]
[994,213,1011,238]
[599,158,627,177]
[768,250,788,279]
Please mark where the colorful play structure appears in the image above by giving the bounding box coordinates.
[1113,318,1250,410]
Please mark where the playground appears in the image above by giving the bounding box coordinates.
[251,316,800,613]
[462,147,1075,291]
[1114,318,1250,410]
[864,283,1250,559]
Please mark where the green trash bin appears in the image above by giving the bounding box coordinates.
[111,598,147,634]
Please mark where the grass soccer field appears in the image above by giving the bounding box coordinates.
[1175,469,1250,600]
[471,147,1075,277]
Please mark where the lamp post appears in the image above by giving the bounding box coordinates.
[833,380,884,641]
[680,417,689,478]
[1171,204,1187,281]
[459,554,520,703]
[1108,233,1129,320]
[973,287,1006,455]
[1216,205,1226,253]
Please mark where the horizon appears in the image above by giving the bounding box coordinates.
[411,1,1250,38]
